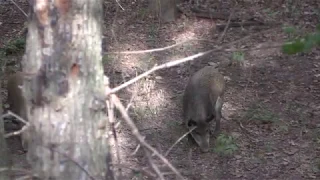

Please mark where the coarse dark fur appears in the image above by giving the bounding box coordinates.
[6,72,28,150]
[182,66,225,152]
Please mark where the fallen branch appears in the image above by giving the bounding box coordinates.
[105,25,280,56]
[189,6,238,21]
[105,40,190,54]
[107,52,207,95]
[0,167,37,178]
[111,163,157,178]
[4,124,29,138]
[217,2,237,43]
[115,75,139,129]
[130,136,145,156]
[144,148,165,180]
[164,126,196,157]
[9,0,28,17]
[108,42,282,95]
[3,111,30,138]
[106,97,122,179]
[2,110,28,125]
[115,0,125,11]
[107,86,185,180]
[216,21,281,31]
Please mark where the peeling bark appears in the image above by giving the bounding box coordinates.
[22,0,114,179]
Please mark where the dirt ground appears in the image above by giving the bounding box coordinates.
[1,0,320,179]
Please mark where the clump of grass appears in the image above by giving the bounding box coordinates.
[0,37,26,56]
[245,104,279,124]
[102,54,112,65]
[213,134,238,156]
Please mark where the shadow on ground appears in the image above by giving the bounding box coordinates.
[1,0,319,179]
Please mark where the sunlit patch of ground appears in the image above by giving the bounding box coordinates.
[1,0,320,179]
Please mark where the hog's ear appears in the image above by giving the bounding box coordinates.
[187,119,197,127]
[206,114,214,122]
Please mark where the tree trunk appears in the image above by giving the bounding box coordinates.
[149,0,179,22]
[22,0,114,179]
[0,83,12,180]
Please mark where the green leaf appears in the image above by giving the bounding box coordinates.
[214,134,238,156]
[283,26,296,34]
[282,40,305,55]
[316,24,320,31]
[232,51,245,62]
[303,34,316,52]
[315,32,320,46]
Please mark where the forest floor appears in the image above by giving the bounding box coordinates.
[1,0,320,179]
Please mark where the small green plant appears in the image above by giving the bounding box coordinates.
[148,24,159,39]
[282,24,320,55]
[138,56,155,72]
[311,159,320,175]
[213,134,238,156]
[264,141,273,153]
[313,129,320,144]
[245,104,279,124]
[102,54,111,65]
[0,37,26,56]
[132,106,149,121]
[278,124,289,133]
[285,102,305,122]
[137,8,148,19]
[263,8,279,18]
[232,51,245,62]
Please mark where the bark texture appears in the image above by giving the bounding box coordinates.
[0,83,12,180]
[22,0,113,179]
[149,0,179,22]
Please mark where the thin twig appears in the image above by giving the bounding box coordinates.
[125,85,138,112]
[16,175,33,180]
[108,27,281,96]
[0,167,37,178]
[105,40,190,54]
[106,98,122,180]
[9,0,28,17]
[3,111,29,125]
[105,26,279,55]
[45,146,96,180]
[4,124,29,138]
[108,52,208,95]
[130,136,145,156]
[217,2,237,43]
[187,149,194,175]
[130,143,141,156]
[108,42,282,95]
[144,148,165,180]
[108,91,185,180]
[3,111,31,138]
[111,163,157,178]
[224,26,280,47]
[114,74,139,129]
[115,0,125,11]
[164,126,196,157]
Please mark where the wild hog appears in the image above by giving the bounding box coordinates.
[182,66,225,152]
[6,72,28,150]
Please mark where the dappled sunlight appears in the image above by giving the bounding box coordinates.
[107,74,181,178]
[2,0,319,179]
[174,29,197,42]
[104,8,233,177]
[131,77,168,119]
[173,19,216,42]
